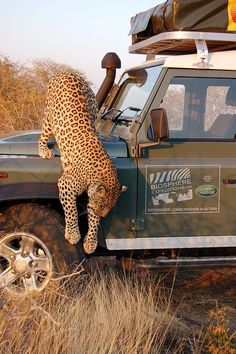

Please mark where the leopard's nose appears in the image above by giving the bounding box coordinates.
[101,207,110,217]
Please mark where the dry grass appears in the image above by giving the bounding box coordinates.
[0,269,190,354]
[0,55,88,135]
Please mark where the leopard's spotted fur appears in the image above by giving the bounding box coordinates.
[38,72,124,254]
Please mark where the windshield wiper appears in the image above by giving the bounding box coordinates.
[100,106,141,122]
[110,107,142,132]
[112,106,141,123]
[100,108,120,120]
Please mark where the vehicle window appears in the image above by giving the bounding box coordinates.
[160,77,236,139]
[160,84,185,131]
[98,65,163,140]
[116,66,161,117]
[205,86,236,135]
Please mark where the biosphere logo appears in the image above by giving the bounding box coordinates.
[149,167,193,206]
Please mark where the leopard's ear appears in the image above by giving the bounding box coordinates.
[121,185,128,192]
[96,184,107,197]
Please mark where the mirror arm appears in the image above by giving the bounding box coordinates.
[136,139,160,157]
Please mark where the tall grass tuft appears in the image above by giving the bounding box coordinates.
[0,270,189,354]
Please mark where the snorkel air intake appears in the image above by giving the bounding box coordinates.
[96,52,121,109]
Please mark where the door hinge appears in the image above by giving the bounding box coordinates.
[130,219,145,231]
[131,146,137,157]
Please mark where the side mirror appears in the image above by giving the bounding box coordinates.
[150,108,169,141]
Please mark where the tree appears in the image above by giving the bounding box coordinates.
[0,56,87,134]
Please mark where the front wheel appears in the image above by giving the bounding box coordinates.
[0,203,85,295]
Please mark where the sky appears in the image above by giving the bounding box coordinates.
[0,0,163,91]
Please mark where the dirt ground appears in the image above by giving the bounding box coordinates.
[170,267,236,331]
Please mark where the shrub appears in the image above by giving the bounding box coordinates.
[204,307,236,354]
[0,55,87,135]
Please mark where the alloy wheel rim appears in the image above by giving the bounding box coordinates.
[0,232,53,295]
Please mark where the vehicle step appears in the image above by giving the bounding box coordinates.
[121,256,236,270]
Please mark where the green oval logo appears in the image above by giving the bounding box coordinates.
[196,185,218,198]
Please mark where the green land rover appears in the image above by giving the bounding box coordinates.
[1,11,236,294]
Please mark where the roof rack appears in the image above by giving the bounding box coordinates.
[129,31,236,57]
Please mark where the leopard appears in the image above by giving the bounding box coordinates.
[38,72,126,254]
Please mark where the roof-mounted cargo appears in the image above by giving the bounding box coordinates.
[129,31,236,56]
[129,0,236,56]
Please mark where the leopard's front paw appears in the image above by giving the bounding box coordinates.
[65,228,81,244]
[83,237,98,254]
[39,147,54,159]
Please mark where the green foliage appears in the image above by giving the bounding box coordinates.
[0,55,87,134]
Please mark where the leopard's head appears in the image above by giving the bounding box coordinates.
[88,183,127,217]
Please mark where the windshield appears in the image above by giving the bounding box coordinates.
[97,65,162,139]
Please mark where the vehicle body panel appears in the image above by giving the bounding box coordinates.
[0,136,128,158]
[101,157,137,240]
[137,142,236,238]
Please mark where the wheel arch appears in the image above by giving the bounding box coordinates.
[0,195,107,249]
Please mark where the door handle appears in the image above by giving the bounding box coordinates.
[223,177,236,184]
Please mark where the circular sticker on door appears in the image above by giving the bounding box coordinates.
[195,185,218,198]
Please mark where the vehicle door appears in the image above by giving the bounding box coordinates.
[136,69,236,249]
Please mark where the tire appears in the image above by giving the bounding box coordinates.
[0,203,85,295]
